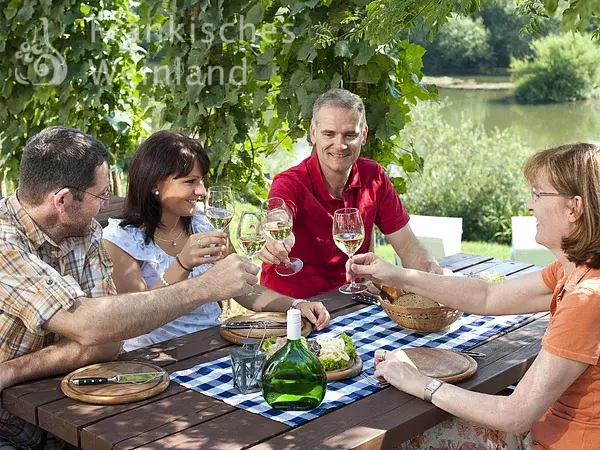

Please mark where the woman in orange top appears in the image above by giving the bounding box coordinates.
[348,142,600,449]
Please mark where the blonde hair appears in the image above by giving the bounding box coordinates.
[524,142,600,268]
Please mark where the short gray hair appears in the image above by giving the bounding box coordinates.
[311,89,366,128]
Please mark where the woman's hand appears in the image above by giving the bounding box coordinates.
[374,349,429,399]
[296,301,330,331]
[346,252,405,288]
[177,231,228,269]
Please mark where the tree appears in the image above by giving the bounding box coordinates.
[419,14,494,74]
[511,32,600,103]
[360,0,599,42]
[0,0,147,196]
[136,0,436,198]
[2,0,598,198]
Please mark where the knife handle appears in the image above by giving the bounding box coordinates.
[72,377,110,386]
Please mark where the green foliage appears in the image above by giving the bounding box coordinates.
[364,0,599,43]
[420,14,493,74]
[511,32,600,103]
[400,100,530,244]
[357,0,483,44]
[340,332,357,359]
[416,0,560,74]
[137,0,437,197]
[476,0,531,67]
[0,0,147,193]
[516,0,600,38]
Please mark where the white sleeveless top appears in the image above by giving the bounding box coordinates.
[103,208,221,352]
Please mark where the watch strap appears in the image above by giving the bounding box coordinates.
[291,299,309,309]
[424,379,443,402]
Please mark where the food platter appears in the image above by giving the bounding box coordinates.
[220,312,312,345]
[326,356,362,381]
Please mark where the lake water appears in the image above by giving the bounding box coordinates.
[439,87,600,150]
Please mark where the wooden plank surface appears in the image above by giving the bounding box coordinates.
[1,255,546,450]
[30,304,367,448]
[2,294,364,438]
[249,316,548,450]
[81,391,234,450]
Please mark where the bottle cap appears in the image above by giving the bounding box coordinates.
[287,308,301,323]
[287,308,302,340]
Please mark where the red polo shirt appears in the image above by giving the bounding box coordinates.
[261,152,410,299]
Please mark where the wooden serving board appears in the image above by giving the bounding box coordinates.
[220,312,312,345]
[61,361,169,405]
[404,348,477,383]
[327,357,362,382]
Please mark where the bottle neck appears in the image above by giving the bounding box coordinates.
[287,318,302,340]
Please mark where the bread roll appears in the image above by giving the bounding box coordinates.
[394,292,440,308]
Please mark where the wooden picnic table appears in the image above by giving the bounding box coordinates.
[2,254,547,449]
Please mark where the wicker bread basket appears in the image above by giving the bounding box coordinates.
[379,289,462,332]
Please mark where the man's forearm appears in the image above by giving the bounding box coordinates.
[75,276,219,345]
[399,241,440,272]
[44,255,256,346]
[0,340,120,393]
[235,285,293,312]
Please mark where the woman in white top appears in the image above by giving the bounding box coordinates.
[103,131,329,352]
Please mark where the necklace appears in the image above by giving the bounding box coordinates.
[154,226,184,247]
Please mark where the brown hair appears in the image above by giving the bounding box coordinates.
[524,142,600,268]
[19,126,108,205]
[119,131,210,244]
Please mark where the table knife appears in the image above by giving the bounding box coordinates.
[221,321,287,330]
[71,371,165,385]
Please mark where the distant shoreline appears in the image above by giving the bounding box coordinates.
[423,76,513,90]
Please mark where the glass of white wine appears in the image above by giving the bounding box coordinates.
[333,207,367,294]
[237,212,267,296]
[205,186,235,231]
[263,197,303,276]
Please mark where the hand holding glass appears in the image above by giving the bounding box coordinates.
[205,186,235,231]
[333,207,367,294]
[263,197,303,276]
[237,212,267,295]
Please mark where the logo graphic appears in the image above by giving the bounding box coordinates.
[14,18,67,86]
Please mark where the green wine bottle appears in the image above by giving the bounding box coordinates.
[262,309,327,410]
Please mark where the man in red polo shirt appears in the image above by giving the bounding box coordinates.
[259,88,446,299]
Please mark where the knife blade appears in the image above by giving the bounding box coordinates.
[71,371,165,386]
[221,321,287,330]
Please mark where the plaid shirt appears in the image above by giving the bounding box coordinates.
[0,193,115,449]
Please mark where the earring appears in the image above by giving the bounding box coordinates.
[154,190,159,195]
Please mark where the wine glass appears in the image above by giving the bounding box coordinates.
[205,186,235,232]
[333,207,367,294]
[263,197,303,276]
[237,211,267,296]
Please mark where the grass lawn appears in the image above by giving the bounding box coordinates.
[374,241,510,263]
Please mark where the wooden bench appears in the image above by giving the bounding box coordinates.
[96,195,125,228]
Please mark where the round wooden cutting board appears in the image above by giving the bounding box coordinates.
[61,361,169,405]
[327,357,363,382]
[220,312,312,345]
[404,348,477,383]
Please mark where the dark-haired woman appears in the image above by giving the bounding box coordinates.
[103,131,329,352]
[348,142,600,449]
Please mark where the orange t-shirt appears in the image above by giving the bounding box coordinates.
[530,261,600,449]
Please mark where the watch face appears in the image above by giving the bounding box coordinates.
[424,379,443,402]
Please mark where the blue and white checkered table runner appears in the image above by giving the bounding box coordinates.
[170,306,530,427]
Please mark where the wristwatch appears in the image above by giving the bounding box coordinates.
[424,379,443,402]
[291,299,309,309]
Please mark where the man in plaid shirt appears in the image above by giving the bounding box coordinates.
[0,127,259,449]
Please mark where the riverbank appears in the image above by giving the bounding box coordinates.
[424,75,513,90]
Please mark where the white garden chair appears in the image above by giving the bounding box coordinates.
[510,216,556,266]
[407,214,463,260]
